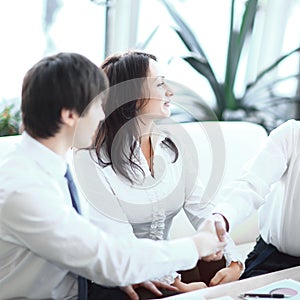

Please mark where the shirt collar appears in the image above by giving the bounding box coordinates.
[21,131,67,178]
[135,125,167,151]
[133,127,169,176]
[150,125,167,151]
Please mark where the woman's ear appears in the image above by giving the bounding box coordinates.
[61,108,79,127]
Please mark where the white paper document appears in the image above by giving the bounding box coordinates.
[240,279,300,299]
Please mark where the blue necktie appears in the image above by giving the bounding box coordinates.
[65,165,88,300]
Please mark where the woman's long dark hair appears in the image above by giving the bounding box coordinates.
[93,51,178,183]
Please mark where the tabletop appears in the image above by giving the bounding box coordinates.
[164,266,300,299]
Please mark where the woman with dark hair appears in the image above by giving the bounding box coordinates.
[87,51,242,298]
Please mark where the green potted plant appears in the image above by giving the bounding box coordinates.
[143,0,300,131]
[0,104,21,137]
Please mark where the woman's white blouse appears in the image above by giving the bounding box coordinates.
[75,131,241,284]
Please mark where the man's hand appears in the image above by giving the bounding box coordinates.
[209,261,243,287]
[193,218,227,259]
[210,213,228,241]
[214,214,227,242]
[120,280,178,300]
[201,213,228,262]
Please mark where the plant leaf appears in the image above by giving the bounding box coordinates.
[245,73,299,101]
[166,80,218,121]
[137,25,160,50]
[0,103,21,136]
[246,46,300,90]
[182,55,224,115]
[161,0,206,58]
[225,0,258,109]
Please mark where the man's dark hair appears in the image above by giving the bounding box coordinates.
[22,52,108,138]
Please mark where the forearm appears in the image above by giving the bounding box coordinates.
[3,193,198,287]
[90,237,199,287]
[214,180,266,228]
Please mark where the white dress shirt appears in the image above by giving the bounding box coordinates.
[0,132,199,299]
[215,119,300,257]
[75,131,241,284]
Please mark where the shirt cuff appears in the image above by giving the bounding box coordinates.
[152,271,181,285]
[212,212,229,231]
[213,203,239,231]
[223,235,244,271]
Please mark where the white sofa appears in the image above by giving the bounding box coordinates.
[160,121,267,263]
[0,121,268,262]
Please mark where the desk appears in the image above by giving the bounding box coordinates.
[165,266,300,299]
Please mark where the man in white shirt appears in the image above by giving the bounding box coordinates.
[214,119,300,279]
[0,52,226,299]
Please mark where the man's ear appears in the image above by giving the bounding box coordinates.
[61,108,79,127]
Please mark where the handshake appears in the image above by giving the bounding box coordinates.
[192,214,228,261]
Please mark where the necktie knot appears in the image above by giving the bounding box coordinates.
[65,165,73,183]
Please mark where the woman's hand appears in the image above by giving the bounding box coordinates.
[173,277,207,292]
[120,280,178,300]
[209,261,243,287]
[202,250,224,262]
